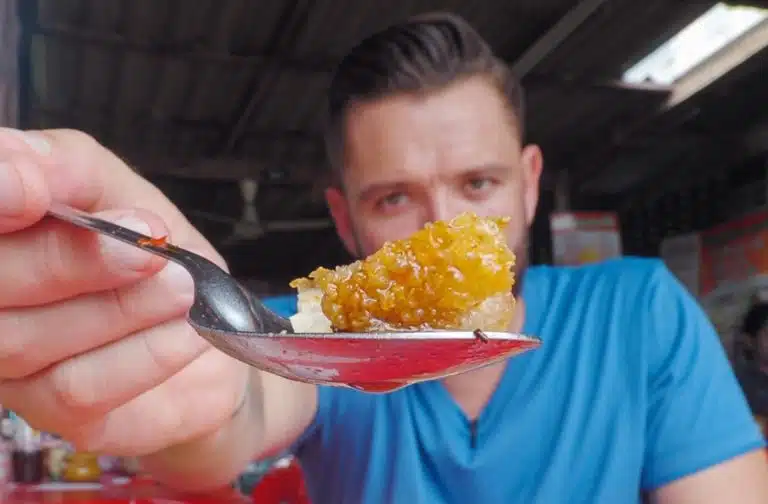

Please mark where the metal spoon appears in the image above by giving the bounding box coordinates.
[46,202,541,393]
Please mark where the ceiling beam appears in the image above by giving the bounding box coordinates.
[575,130,749,195]
[30,7,678,189]
[31,105,322,149]
[512,0,612,77]
[524,73,669,94]
[571,20,768,190]
[31,105,326,182]
[33,23,336,73]
[743,118,768,156]
[590,119,768,210]
[597,145,737,212]
[568,105,702,191]
[508,0,660,198]
[36,21,663,95]
[667,19,768,108]
[128,148,556,188]
[34,102,316,135]
[127,154,325,184]
[220,0,314,155]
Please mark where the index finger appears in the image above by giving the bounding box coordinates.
[0,128,222,264]
[0,128,171,218]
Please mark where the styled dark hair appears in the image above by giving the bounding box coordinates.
[324,12,525,184]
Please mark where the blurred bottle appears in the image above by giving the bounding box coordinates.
[0,406,13,440]
[10,414,44,484]
[0,406,9,485]
[62,451,102,483]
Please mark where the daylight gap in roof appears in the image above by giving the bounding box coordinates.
[622,3,768,86]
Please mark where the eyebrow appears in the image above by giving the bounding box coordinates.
[464,163,511,178]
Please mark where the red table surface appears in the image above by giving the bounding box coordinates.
[3,482,249,504]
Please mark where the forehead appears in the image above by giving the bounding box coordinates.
[342,76,522,189]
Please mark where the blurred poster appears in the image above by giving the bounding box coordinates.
[698,210,768,357]
[550,212,622,266]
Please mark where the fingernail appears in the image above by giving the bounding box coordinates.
[99,216,154,270]
[158,261,195,302]
[0,162,23,215]
[0,128,51,155]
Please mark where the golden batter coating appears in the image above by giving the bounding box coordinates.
[289,212,516,332]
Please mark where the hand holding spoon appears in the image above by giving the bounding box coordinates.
[46,203,541,393]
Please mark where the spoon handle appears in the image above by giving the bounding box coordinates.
[46,202,210,270]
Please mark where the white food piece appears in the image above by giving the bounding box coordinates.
[289,287,333,333]
[289,312,333,333]
[459,292,515,331]
[288,286,514,333]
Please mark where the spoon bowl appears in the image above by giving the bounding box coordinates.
[192,322,540,392]
[47,203,541,392]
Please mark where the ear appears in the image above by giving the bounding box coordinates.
[325,186,359,256]
[520,144,543,226]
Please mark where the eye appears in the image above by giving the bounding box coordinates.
[375,192,409,212]
[463,177,497,197]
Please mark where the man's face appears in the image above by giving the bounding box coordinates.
[325,75,543,276]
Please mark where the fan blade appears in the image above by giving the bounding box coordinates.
[264,219,333,232]
[186,210,239,225]
[239,179,259,204]
[218,233,242,248]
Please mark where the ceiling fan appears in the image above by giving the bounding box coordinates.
[187,178,332,247]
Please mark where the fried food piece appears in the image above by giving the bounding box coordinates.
[137,235,169,248]
[289,212,516,332]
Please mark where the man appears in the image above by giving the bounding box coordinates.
[736,301,768,418]
[0,12,766,504]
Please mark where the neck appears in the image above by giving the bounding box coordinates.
[442,297,527,420]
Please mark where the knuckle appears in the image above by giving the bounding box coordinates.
[141,322,201,375]
[158,406,186,445]
[55,128,98,147]
[5,150,35,169]
[50,363,100,415]
[109,286,132,323]
[0,333,26,371]
[0,313,22,355]
[0,313,36,378]
[139,330,170,373]
[203,353,248,415]
[39,224,77,289]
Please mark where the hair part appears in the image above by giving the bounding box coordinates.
[324,12,526,186]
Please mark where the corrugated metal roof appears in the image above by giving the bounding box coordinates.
[16,0,768,276]
[533,0,717,77]
[27,0,678,182]
[579,44,768,196]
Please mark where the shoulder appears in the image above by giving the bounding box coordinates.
[525,257,680,308]
[536,256,672,284]
[522,258,698,357]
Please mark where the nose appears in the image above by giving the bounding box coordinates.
[423,187,460,225]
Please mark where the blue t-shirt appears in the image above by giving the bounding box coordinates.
[262,258,765,503]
